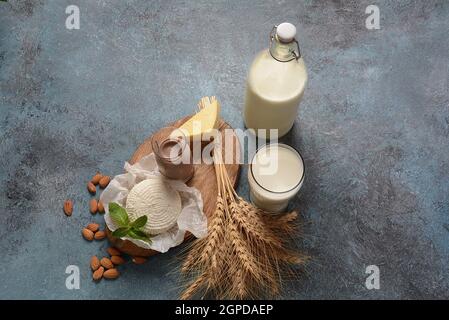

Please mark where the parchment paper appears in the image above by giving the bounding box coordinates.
[100,154,207,253]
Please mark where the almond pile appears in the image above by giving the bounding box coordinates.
[82,223,106,241]
[87,172,109,211]
[88,199,106,214]
[90,247,124,281]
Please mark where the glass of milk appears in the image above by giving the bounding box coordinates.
[248,143,304,212]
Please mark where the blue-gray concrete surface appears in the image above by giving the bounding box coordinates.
[1,0,448,299]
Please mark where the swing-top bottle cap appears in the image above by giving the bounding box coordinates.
[276,22,296,43]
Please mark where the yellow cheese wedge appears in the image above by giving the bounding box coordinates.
[179,99,220,141]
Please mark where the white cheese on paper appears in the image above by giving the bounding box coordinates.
[126,176,182,235]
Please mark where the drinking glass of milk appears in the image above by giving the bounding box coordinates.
[244,22,307,138]
[248,143,304,212]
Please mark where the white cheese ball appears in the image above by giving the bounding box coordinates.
[126,176,182,235]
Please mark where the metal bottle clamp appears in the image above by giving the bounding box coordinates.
[269,25,301,62]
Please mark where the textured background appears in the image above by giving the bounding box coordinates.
[0,0,448,299]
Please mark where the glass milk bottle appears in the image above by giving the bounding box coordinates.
[244,23,307,138]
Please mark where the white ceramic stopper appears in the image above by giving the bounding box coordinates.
[276,22,296,43]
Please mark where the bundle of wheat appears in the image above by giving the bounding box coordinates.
[180,97,307,300]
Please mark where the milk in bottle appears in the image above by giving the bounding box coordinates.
[244,23,307,138]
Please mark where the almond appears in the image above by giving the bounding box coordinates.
[100,257,114,269]
[111,255,125,265]
[87,182,96,195]
[89,199,98,214]
[99,176,111,189]
[63,200,73,216]
[93,266,104,281]
[107,247,121,256]
[132,256,147,265]
[87,223,100,232]
[90,256,100,271]
[103,268,119,279]
[82,228,94,241]
[91,172,102,185]
[94,230,106,240]
[97,200,105,213]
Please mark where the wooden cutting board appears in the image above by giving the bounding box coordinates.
[106,116,241,257]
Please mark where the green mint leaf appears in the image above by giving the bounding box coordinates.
[128,229,152,243]
[112,227,130,238]
[131,229,148,238]
[131,215,148,229]
[108,202,129,227]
